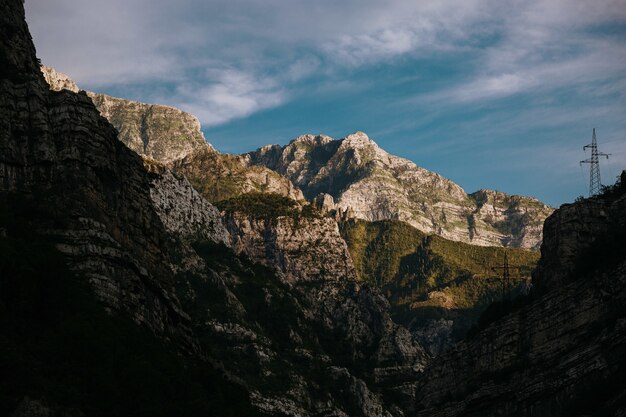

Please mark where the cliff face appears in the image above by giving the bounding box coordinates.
[144,159,231,247]
[42,65,210,163]
[3,6,432,415]
[178,245,430,416]
[1,11,195,350]
[414,183,626,416]
[248,132,553,249]
[225,211,356,283]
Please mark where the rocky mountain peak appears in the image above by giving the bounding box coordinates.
[41,65,79,93]
[40,65,211,163]
[341,131,377,148]
[289,133,335,147]
[248,131,554,249]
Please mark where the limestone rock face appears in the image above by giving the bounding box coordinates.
[87,93,210,163]
[414,186,626,417]
[41,65,79,93]
[41,66,209,163]
[248,132,553,249]
[225,212,356,282]
[144,160,231,247]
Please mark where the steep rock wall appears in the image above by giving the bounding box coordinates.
[1,2,194,350]
[225,212,357,282]
[414,185,626,417]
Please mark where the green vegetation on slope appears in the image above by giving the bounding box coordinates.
[215,192,322,220]
[340,219,540,346]
[0,208,257,417]
[339,219,426,287]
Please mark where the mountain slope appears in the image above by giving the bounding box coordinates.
[248,132,553,249]
[41,65,209,163]
[414,176,626,416]
[3,7,430,415]
[339,219,540,355]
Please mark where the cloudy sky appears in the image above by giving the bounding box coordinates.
[26,0,626,206]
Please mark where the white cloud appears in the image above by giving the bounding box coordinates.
[173,69,287,127]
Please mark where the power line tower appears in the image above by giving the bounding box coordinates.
[580,128,610,196]
[491,252,521,300]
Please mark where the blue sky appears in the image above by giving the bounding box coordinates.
[26,0,626,206]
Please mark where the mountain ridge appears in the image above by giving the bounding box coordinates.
[248,132,553,249]
[42,65,552,249]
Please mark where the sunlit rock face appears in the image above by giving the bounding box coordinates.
[42,65,210,163]
[248,132,554,249]
[224,211,357,283]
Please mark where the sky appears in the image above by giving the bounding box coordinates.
[25,0,626,207]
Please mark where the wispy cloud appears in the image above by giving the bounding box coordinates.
[173,69,287,127]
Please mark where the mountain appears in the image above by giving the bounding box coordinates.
[3,4,430,415]
[39,64,549,356]
[248,132,554,249]
[41,65,209,163]
[42,65,306,203]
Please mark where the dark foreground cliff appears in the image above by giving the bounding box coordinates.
[414,177,626,416]
[1,1,428,415]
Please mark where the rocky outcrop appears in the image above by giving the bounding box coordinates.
[42,65,209,163]
[225,212,356,282]
[414,182,626,416]
[144,159,231,246]
[171,147,305,203]
[248,132,553,249]
[41,65,79,92]
[88,93,210,163]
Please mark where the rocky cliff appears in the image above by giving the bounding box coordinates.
[42,65,210,163]
[223,207,356,283]
[2,19,195,350]
[2,5,431,415]
[413,179,626,416]
[42,65,306,203]
[248,132,553,249]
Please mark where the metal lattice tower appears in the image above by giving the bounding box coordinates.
[491,252,516,300]
[580,128,610,196]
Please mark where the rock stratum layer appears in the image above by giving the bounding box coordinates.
[414,182,626,416]
[248,132,553,249]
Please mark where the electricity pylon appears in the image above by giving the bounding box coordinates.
[580,128,610,196]
[491,252,522,300]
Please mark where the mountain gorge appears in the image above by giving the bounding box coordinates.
[3,2,626,415]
